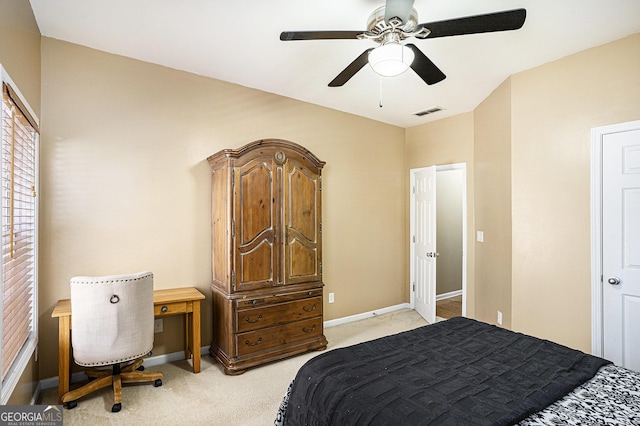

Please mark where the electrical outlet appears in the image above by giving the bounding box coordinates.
[328,292,334,304]
[154,318,163,333]
[497,311,503,325]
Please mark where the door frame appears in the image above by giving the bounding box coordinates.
[410,162,468,318]
[590,120,640,356]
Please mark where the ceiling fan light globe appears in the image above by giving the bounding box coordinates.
[368,43,415,77]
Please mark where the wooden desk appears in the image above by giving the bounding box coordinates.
[52,287,205,404]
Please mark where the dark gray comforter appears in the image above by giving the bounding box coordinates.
[283,317,610,426]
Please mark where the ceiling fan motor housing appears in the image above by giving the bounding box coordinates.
[360,6,429,43]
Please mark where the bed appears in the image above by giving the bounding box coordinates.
[275,316,640,425]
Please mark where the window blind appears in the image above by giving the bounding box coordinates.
[1,82,37,385]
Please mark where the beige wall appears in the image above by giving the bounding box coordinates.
[510,33,640,352]
[0,0,41,116]
[473,79,513,328]
[0,0,41,405]
[38,38,406,379]
[405,113,475,317]
[405,32,640,352]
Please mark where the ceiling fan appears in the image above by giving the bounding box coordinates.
[280,0,526,87]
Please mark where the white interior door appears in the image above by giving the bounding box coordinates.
[411,166,436,323]
[602,126,640,372]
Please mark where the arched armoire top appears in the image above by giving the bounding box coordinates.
[207,139,325,169]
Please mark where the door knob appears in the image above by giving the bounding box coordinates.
[607,277,621,285]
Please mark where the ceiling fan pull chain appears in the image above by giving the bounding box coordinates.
[379,77,384,108]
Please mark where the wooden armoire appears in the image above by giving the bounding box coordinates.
[207,139,327,375]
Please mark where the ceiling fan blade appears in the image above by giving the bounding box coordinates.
[384,0,415,24]
[328,48,374,87]
[280,30,363,41]
[418,9,526,39]
[406,44,446,85]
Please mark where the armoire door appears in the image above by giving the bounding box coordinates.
[234,157,278,291]
[283,159,322,285]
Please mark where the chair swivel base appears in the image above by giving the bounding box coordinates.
[62,358,163,412]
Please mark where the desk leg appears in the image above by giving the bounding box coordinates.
[184,311,191,362]
[192,300,201,373]
[57,316,71,404]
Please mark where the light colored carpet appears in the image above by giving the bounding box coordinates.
[39,309,428,425]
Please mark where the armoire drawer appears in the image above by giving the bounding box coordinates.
[235,288,323,308]
[236,317,322,357]
[236,296,322,332]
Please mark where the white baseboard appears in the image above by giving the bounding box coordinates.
[38,304,412,395]
[436,290,462,301]
[30,381,41,405]
[39,346,211,391]
[323,303,411,328]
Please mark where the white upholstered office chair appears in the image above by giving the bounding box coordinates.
[62,271,163,412]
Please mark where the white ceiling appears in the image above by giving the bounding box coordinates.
[29,0,640,128]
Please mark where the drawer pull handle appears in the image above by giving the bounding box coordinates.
[245,314,263,323]
[302,325,316,333]
[250,299,263,305]
[245,337,263,346]
[302,304,317,312]
[161,306,168,313]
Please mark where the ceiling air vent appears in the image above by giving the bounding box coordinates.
[414,106,443,117]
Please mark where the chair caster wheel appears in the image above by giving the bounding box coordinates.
[66,401,77,409]
[136,365,145,371]
[112,403,121,412]
[154,379,162,387]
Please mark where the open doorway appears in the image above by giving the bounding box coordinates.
[410,163,467,323]
[435,167,464,319]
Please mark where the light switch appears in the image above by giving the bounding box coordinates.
[477,231,484,242]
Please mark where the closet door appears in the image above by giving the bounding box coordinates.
[283,158,322,285]
[234,157,278,291]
